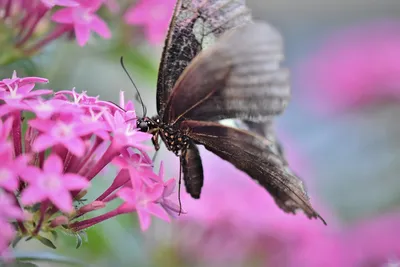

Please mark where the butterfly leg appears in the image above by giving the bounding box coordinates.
[178,155,183,215]
[151,132,161,162]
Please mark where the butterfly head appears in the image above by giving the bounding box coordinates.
[136,116,161,133]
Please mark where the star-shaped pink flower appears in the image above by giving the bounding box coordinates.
[112,151,157,186]
[20,154,90,213]
[124,0,175,45]
[117,182,170,231]
[40,0,79,8]
[153,162,181,217]
[25,99,83,119]
[0,71,48,91]
[29,116,102,157]
[0,146,30,192]
[0,74,53,117]
[104,110,152,151]
[0,117,13,145]
[0,191,25,220]
[51,0,111,46]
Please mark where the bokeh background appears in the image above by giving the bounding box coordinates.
[2,0,400,266]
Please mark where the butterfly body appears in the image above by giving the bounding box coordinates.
[137,116,190,156]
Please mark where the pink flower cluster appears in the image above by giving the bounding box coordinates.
[0,0,111,57]
[0,72,179,259]
[0,0,176,63]
[175,149,400,267]
[297,20,400,115]
[124,0,176,45]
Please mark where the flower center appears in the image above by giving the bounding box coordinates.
[36,102,53,112]
[74,8,93,24]
[55,123,73,138]
[41,174,61,190]
[7,85,22,100]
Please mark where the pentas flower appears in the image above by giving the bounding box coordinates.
[40,0,79,8]
[0,72,179,260]
[0,0,111,62]
[20,154,90,213]
[0,191,25,259]
[52,0,111,46]
[297,19,400,115]
[124,0,176,45]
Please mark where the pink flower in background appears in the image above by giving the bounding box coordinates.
[40,0,79,8]
[175,148,400,266]
[0,72,179,259]
[124,0,176,44]
[52,0,111,46]
[345,212,400,266]
[103,0,120,13]
[290,211,400,267]
[297,20,400,115]
[0,1,111,59]
[175,148,331,264]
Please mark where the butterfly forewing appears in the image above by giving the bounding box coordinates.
[181,120,326,224]
[157,0,252,115]
[163,22,290,124]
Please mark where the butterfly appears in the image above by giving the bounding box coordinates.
[134,0,326,224]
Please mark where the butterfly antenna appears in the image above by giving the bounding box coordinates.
[120,57,147,117]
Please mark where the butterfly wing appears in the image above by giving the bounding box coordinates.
[163,22,290,124]
[239,119,289,166]
[181,120,326,224]
[181,141,204,198]
[157,0,252,116]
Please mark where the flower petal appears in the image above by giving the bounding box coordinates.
[74,23,91,46]
[137,208,151,231]
[21,186,46,205]
[146,203,170,222]
[163,178,176,197]
[51,8,74,23]
[43,154,63,174]
[63,137,85,157]
[50,189,73,213]
[63,174,90,190]
[32,134,58,152]
[90,16,111,38]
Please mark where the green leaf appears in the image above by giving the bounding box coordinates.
[75,234,83,249]
[35,236,56,249]
[12,251,87,266]
[75,231,88,249]
[11,235,22,248]
[50,230,58,241]
[1,261,38,267]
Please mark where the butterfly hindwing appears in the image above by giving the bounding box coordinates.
[163,22,290,124]
[157,0,252,116]
[181,120,326,224]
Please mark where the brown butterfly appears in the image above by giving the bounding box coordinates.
[134,0,326,224]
